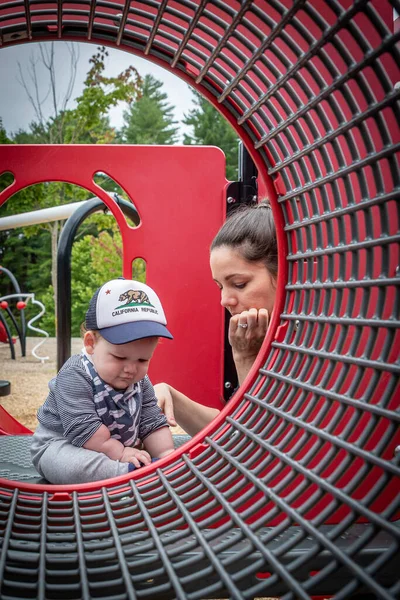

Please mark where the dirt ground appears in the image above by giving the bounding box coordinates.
[0,336,187,435]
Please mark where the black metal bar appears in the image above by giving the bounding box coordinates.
[218,0,308,103]
[195,0,253,84]
[56,197,139,372]
[0,311,15,360]
[3,306,22,350]
[0,265,26,357]
[0,2,399,599]
[57,0,62,38]
[23,0,32,39]
[239,0,367,126]
[222,144,258,400]
[269,89,399,174]
[144,0,168,55]
[254,29,400,146]
[171,0,207,69]
[273,341,400,374]
[284,189,399,230]
[87,0,96,40]
[116,0,131,46]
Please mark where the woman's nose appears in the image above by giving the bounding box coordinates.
[221,289,236,309]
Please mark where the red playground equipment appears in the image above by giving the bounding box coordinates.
[0,1,399,599]
[0,320,13,345]
[0,266,26,360]
[0,266,49,362]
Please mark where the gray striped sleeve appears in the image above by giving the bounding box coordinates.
[138,375,169,441]
[37,355,102,447]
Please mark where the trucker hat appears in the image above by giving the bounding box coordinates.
[85,278,173,344]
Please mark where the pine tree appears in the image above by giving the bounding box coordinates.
[183,91,240,180]
[120,74,179,145]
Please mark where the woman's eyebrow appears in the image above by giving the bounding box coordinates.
[225,273,245,281]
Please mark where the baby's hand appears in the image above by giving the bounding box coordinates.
[120,447,151,469]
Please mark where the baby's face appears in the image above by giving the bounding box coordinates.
[86,335,159,389]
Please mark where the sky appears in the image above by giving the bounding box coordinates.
[0,41,196,141]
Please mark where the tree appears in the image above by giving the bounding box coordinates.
[0,121,52,328]
[3,44,142,331]
[17,44,142,144]
[0,118,10,144]
[38,214,145,336]
[120,74,179,144]
[182,91,240,180]
[16,42,79,143]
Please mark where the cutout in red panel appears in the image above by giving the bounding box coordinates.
[0,171,15,193]
[0,144,228,409]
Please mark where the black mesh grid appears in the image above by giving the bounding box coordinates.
[0,0,399,598]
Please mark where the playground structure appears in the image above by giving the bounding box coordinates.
[0,266,49,362]
[0,266,26,360]
[0,1,399,599]
[0,193,140,368]
[0,293,49,362]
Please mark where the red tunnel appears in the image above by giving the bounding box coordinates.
[0,1,398,598]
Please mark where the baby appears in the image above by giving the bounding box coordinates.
[31,278,175,484]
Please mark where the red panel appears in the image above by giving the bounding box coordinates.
[0,405,32,435]
[0,144,227,409]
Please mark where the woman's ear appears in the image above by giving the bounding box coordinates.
[84,331,96,355]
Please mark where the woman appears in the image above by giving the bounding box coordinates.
[155,200,278,437]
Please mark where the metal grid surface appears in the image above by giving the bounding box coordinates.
[0,0,399,598]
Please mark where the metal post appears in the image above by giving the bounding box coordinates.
[56,197,139,372]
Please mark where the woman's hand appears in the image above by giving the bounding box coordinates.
[229,308,270,385]
[154,383,221,436]
[154,383,177,427]
[229,308,270,356]
[120,446,151,468]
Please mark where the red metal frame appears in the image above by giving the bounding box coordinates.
[0,144,228,409]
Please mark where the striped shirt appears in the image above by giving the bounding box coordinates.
[37,353,168,447]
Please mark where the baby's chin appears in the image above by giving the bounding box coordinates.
[113,377,136,390]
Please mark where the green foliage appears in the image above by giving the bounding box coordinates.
[2,183,90,224]
[183,91,240,180]
[70,229,122,335]
[72,47,142,144]
[0,183,92,306]
[11,46,143,145]
[68,219,145,336]
[35,214,122,336]
[0,45,144,339]
[0,119,11,144]
[34,285,56,336]
[120,74,179,145]
[69,217,145,336]
[0,227,51,293]
[1,48,243,346]
[37,214,145,337]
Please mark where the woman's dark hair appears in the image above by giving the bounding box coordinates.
[210,200,278,279]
